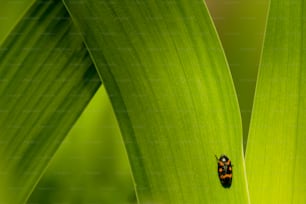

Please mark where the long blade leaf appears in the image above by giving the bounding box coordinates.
[246,0,306,203]
[0,1,100,202]
[64,1,249,203]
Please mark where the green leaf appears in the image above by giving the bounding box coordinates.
[0,1,100,203]
[246,0,306,203]
[64,1,249,203]
[28,87,136,203]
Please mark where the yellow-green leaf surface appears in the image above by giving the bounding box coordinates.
[64,1,249,203]
[0,1,100,203]
[246,0,306,203]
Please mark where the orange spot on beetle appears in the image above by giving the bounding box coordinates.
[220,174,232,179]
[226,160,231,166]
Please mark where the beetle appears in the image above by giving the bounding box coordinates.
[215,154,232,188]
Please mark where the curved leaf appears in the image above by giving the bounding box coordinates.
[0,1,100,202]
[246,0,306,203]
[64,0,249,203]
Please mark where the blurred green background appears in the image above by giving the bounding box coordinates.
[0,0,268,203]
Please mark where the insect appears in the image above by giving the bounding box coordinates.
[215,154,232,188]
